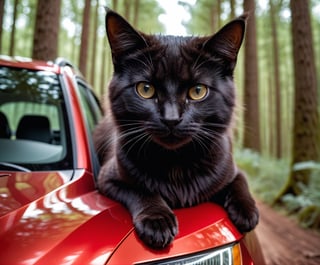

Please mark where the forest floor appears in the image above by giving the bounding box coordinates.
[255,200,320,265]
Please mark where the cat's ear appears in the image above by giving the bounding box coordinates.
[105,8,147,62]
[204,14,248,61]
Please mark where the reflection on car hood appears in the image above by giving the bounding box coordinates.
[0,171,242,265]
[0,171,72,217]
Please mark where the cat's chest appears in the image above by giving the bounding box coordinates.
[168,166,187,180]
[158,165,214,207]
[142,153,211,183]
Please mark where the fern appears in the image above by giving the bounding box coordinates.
[234,148,288,204]
[281,168,320,228]
[235,148,320,229]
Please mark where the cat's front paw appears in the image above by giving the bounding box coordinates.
[134,207,178,249]
[226,199,259,233]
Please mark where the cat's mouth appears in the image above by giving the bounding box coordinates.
[152,134,192,150]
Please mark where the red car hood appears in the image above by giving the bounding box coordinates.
[0,171,242,265]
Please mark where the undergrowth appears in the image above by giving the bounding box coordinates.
[234,148,289,204]
[234,148,320,230]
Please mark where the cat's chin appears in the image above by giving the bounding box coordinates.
[152,136,192,150]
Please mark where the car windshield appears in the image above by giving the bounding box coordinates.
[0,66,73,171]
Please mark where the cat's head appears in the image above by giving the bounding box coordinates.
[105,9,246,151]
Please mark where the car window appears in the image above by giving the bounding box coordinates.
[0,66,73,170]
[77,80,102,133]
[76,80,102,177]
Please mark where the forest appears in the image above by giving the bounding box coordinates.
[0,0,320,229]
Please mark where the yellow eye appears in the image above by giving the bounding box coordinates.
[136,82,156,99]
[188,84,208,100]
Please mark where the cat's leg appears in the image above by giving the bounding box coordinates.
[220,169,259,233]
[97,160,178,249]
[131,194,178,249]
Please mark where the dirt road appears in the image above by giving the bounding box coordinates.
[255,200,320,265]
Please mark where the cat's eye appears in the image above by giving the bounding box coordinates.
[188,84,208,100]
[136,82,156,99]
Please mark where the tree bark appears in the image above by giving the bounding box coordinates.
[124,0,131,21]
[277,0,319,199]
[9,0,19,56]
[0,0,5,53]
[112,0,118,11]
[70,0,80,64]
[32,0,61,61]
[133,0,140,27]
[269,0,282,158]
[90,0,98,87]
[79,0,91,77]
[229,0,235,19]
[100,37,107,97]
[243,0,260,153]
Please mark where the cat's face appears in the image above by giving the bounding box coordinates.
[105,10,246,150]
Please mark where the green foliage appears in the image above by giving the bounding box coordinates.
[235,148,320,229]
[234,148,289,204]
[281,163,320,229]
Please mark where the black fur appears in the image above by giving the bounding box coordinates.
[94,9,259,249]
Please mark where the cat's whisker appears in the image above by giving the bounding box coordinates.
[191,134,211,154]
[122,131,151,156]
[199,127,225,138]
[137,134,153,157]
[118,128,145,143]
[96,119,151,157]
[191,126,226,154]
[95,135,116,154]
[116,124,153,155]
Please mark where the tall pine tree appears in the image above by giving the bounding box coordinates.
[281,0,319,196]
[243,0,260,153]
[32,0,61,60]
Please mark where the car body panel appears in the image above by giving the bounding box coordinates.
[60,67,93,171]
[0,170,245,265]
[0,171,69,216]
[0,171,132,265]
[107,204,243,264]
[0,55,61,73]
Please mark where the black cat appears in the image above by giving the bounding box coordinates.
[94,9,259,249]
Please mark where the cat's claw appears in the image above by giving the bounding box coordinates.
[134,207,178,249]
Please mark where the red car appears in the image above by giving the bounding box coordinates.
[0,56,265,265]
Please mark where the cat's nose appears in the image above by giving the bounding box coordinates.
[161,102,182,128]
[160,117,182,128]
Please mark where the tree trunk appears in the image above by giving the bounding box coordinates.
[243,0,260,152]
[9,0,19,56]
[32,0,61,61]
[209,3,217,33]
[217,0,221,29]
[100,38,107,97]
[269,0,282,158]
[112,0,118,11]
[79,0,91,77]
[229,0,235,19]
[70,0,80,64]
[124,0,131,21]
[0,0,5,53]
[90,0,98,87]
[132,0,140,27]
[277,0,319,199]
